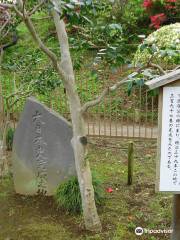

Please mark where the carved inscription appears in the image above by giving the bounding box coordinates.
[32,110,48,194]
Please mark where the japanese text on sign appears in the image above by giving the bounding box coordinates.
[160,87,180,191]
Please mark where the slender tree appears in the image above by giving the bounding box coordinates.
[0,0,128,231]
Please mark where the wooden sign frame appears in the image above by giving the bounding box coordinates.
[156,80,180,193]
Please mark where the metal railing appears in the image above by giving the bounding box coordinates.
[1,69,158,139]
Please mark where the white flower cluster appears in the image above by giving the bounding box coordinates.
[0,0,16,2]
[134,23,180,68]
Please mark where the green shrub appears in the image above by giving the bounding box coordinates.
[111,0,150,37]
[6,127,15,151]
[55,173,104,213]
[133,23,180,68]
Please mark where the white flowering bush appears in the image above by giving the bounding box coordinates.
[133,23,180,68]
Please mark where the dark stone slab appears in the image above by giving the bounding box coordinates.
[12,97,76,196]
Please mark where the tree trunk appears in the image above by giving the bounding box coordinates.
[51,8,102,231]
[0,50,8,177]
[14,0,102,231]
[66,81,102,231]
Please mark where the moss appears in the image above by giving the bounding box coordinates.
[112,224,133,240]
[18,223,73,240]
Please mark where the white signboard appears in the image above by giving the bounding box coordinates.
[160,87,180,192]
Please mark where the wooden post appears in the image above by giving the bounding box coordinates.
[171,195,180,240]
[128,141,134,185]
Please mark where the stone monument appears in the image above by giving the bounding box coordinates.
[12,97,76,196]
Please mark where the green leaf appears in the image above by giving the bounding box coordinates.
[135,78,144,87]
[166,50,178,57]
[159,50,167,57]
[82,16,93,25]
[127,80,134,96]
[151,44,158,53]
[108,23,122,31]
[149,89,159,97]
[139,43,148,52]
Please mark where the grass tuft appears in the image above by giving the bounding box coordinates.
[6,127,15,151]
[55,172,105,213]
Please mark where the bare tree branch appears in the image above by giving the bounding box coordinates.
[51,1,74,80]
[81,62,166,113]
[22,0,26,19]
[0,49,3,64]
[0,8,11,34]
[0,3,14,9]
[174,65,180,71]
[149,63,166,75]
[8,89,33,109]
[1,1,58,67]
[81,77,129,113]
[5,86,31,101]
[29,0,46,16]
[0,3,23,18]
[14,0,58,67]
[0,27,10,42]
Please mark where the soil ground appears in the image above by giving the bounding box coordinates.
[0,138,172,240]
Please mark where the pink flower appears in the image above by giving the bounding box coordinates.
[150,13,167,29]
[106,188,113,193]
[143,0,153,8]
[165,4,176,9]
[165,0,176,10]
[166,0,176,2]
